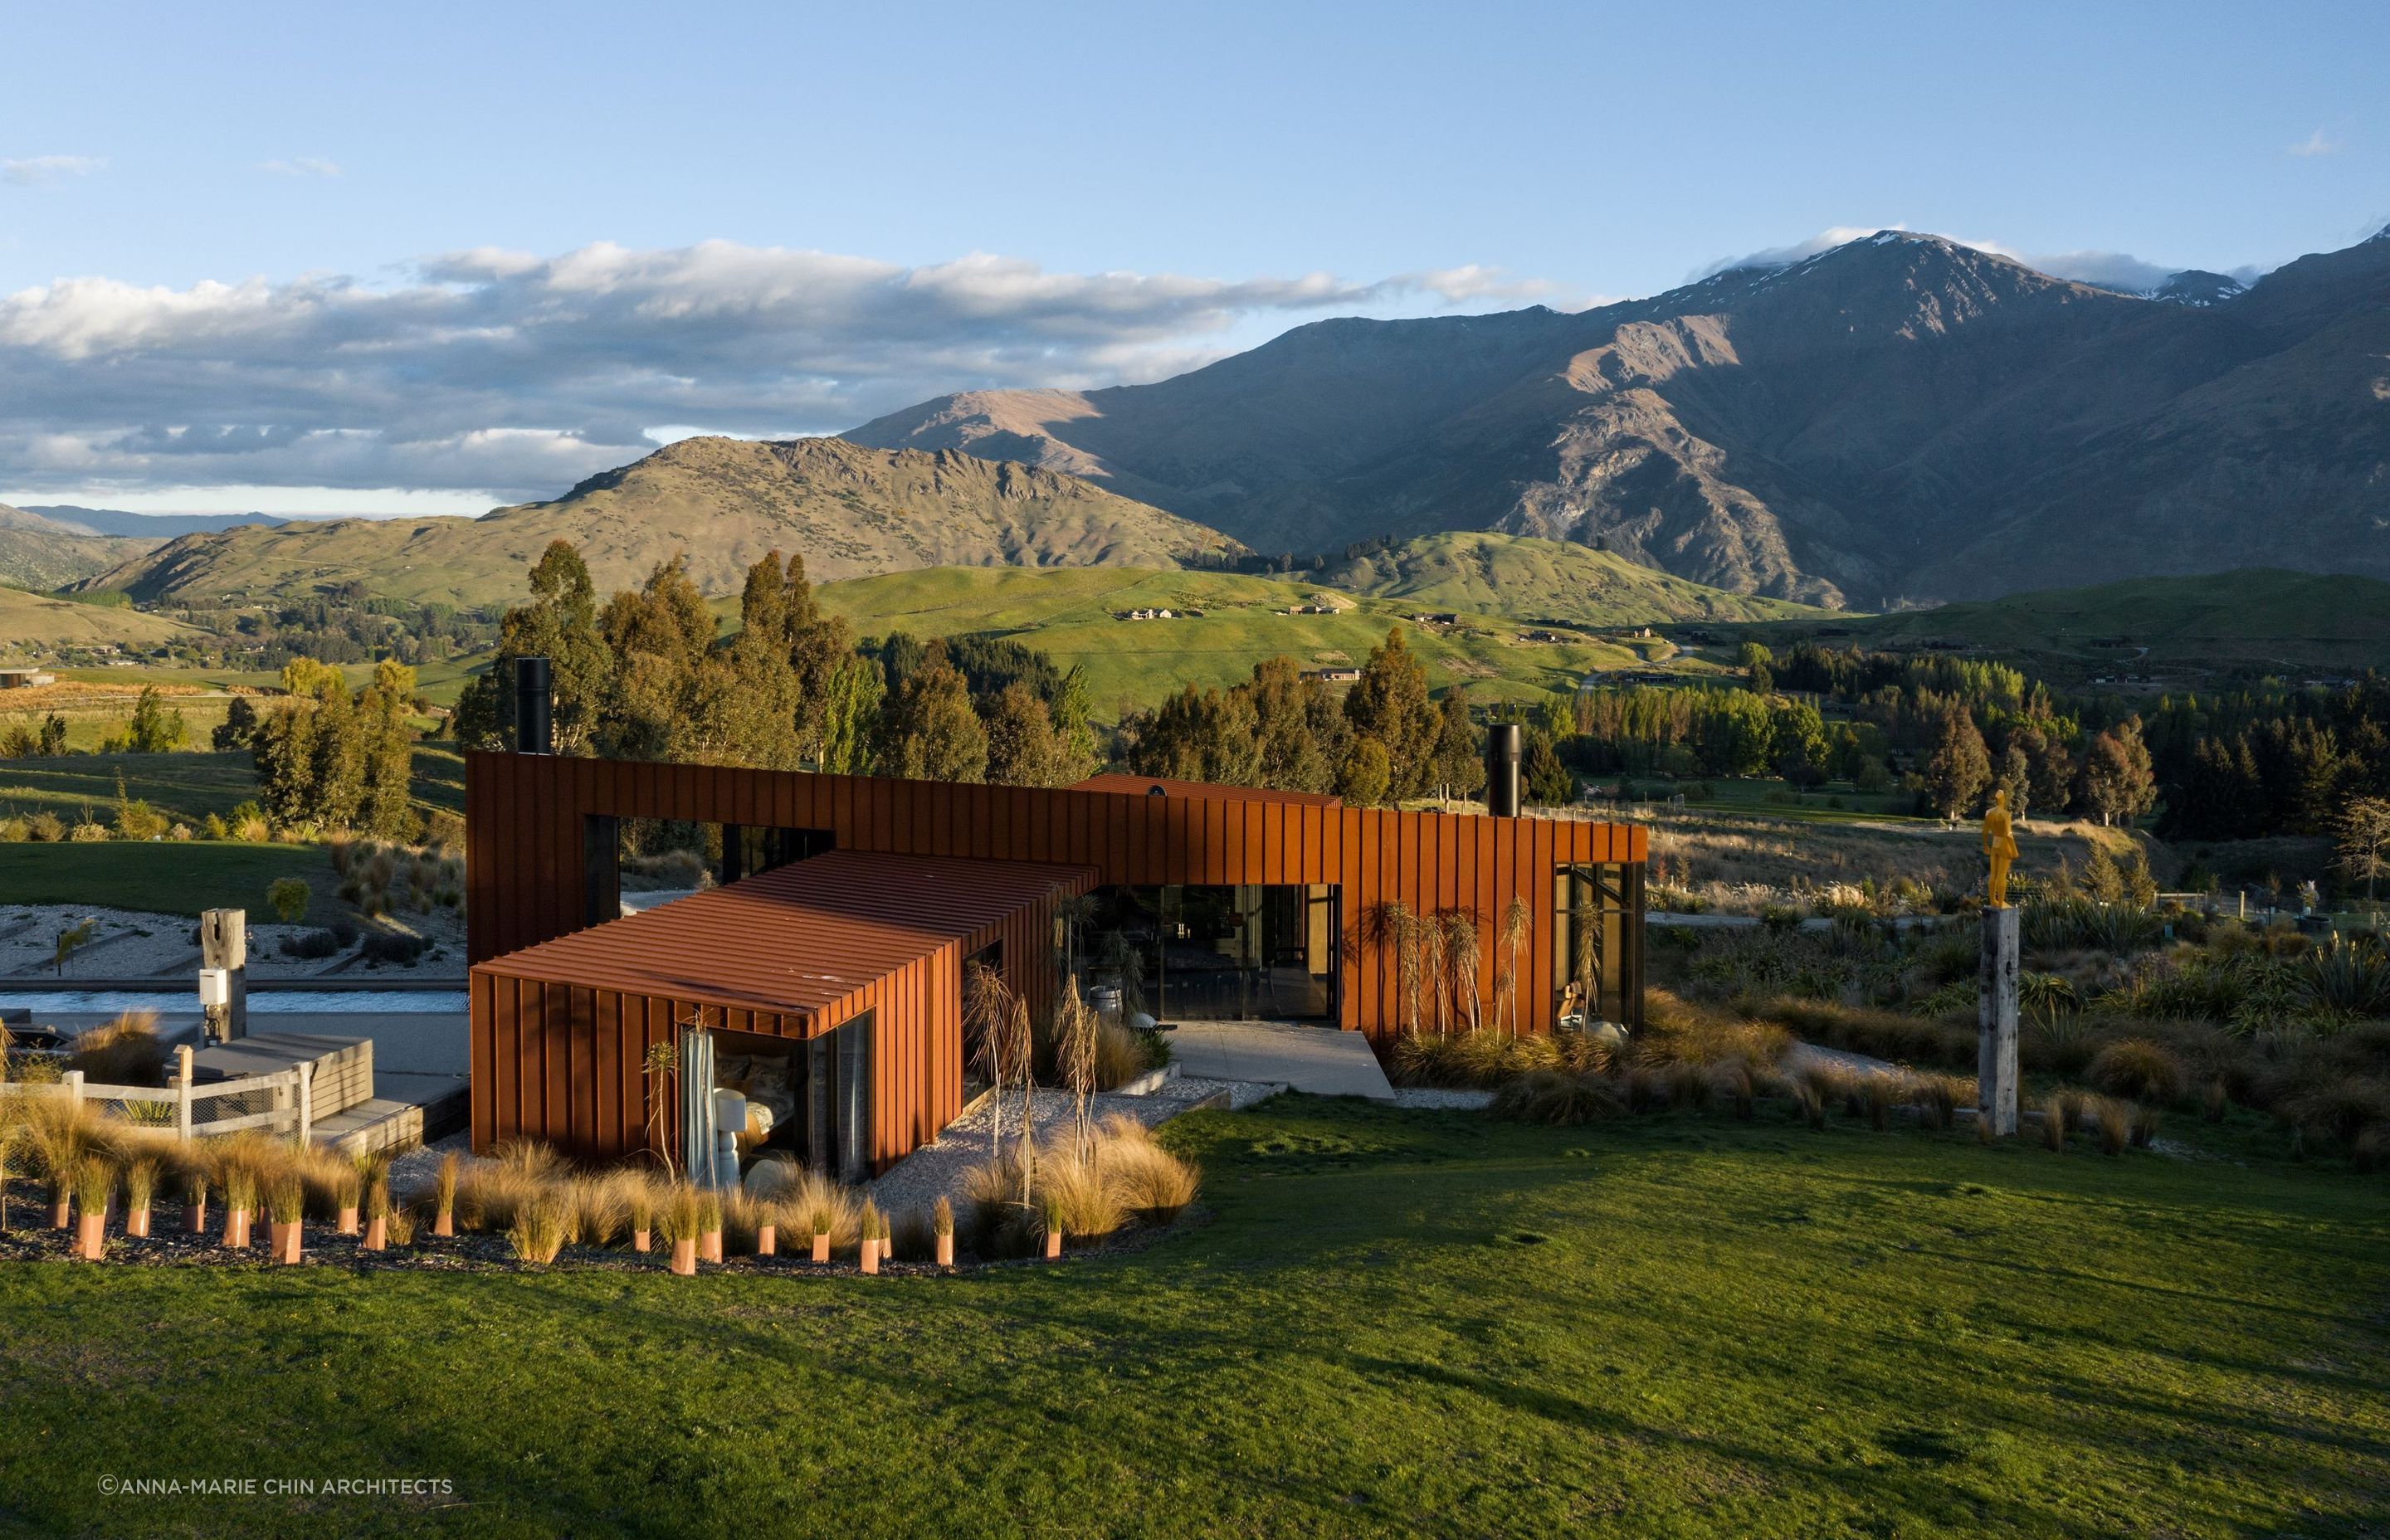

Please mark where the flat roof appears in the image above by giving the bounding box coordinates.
[1070,772,1341,807]
[472,848,1096,1021]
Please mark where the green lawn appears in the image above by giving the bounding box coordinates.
[1,1099,2382,1537]
[0,841,333,920]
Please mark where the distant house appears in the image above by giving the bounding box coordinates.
[1407,612,1458,626]
[1305,667,1363,684]
[0,668,56,690]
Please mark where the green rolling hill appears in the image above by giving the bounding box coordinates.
[807,564,1718,721]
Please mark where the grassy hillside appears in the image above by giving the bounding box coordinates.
[85,437,1243,607]
[1752,568,2390,680]
[1321,532,1835,626]
[0,505,159,592]
[814,564,1705,718]
[0,587,196,655]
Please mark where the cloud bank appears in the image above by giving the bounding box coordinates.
[0,241,1539,504]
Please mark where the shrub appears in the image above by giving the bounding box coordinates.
[27,811,64,843]
[279,928,343,960]
[265,878,310,924]
[360,929,431,966]
[69,818,108,843]
[2087,1038,2188,1104]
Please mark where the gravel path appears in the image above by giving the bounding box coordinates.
[1392,1088,1496,1110]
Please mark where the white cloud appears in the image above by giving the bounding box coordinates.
[1696,227,1898,278]
[2290,128,2341,158]
[0,240,1539,502]
[2,154,106,187]
[260,157,343,178]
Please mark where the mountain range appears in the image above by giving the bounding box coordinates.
[849,226,2390,607]
[80,436,1240,607]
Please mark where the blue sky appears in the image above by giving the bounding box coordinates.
[2,0,2382,513]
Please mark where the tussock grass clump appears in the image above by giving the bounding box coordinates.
[1036,1153,1126,1240]
[66,1011,168,1088]
[2041,1092,2071,1153]
[568,1174,631,1246]
[2087,1038,2188,1105]
[933,1196,954,1238]
[266,1175,305,1226]
[1092,1021,1164,1090]
[1095,1127,1201,1224]
[1490,1070,1622,1126]
[2089,1097,2134,1157]
[1641,991,1792,1071]
[71,1156,114,1218]
[655,1184,703,1247]
[507,1198,569,1265]
[785,1167,861,1248]
[1909,1074,1965,1131]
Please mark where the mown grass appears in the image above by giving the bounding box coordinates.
[0,1098,2382,1538]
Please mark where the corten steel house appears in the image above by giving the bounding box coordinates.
[466,719,1647,1176]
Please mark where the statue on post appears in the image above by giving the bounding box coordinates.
[1981,788,2018,908]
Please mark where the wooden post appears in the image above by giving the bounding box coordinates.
[200,909,249,1040]
[295,1062,314,1149]
[176,1045,194,1142]
[1978,905,2020,1137]
[65,1069,84,1112]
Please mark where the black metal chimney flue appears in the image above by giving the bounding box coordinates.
[515,655,553,755]
[1486,723,1522,816]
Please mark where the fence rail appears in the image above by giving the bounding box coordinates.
[1,1045,315,1143]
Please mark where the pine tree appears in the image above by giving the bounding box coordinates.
[1924,708,1992,819]
[1344,627,1438,800]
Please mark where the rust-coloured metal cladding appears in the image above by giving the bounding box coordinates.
[1067,772,1343,807]
[466,752,1646,1046]
[470,848,1093,1167]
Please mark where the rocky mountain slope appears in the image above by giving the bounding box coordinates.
[84,436,1244,607]
[849,227,2390,607]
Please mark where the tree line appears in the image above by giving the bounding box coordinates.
[446,541,1101,788]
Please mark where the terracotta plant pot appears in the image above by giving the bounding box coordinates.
[632,1227,651,1254]
[49,1197,71,1230]
[860,1238,880,1276]
[754,1224,776,1258]
[362,1215,388,1252]
[1044,1229,1064,1260]
[700,1229,723,1265]
[812,1232,831,1264]
[127,1204,151,1240]
[223,1207,251,1249]
[76,1210,107,1260]
[185,1198,207,1234]
[669,1238,697,1276]
[272,1220,301,1265]
[432,1210,455,1238]
[336,1206,359,1236]
[935,1232,954,1267]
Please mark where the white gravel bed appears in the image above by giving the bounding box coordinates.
[1393,1088,1496,1111]
[0,902,464,982]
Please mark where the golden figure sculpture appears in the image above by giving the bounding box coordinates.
[1982,787,2018,908]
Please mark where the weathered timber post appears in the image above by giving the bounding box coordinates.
[1978,904,2020,1136]
[200,909,248,1041]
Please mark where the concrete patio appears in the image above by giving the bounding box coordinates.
[1159,1020,1395,1101]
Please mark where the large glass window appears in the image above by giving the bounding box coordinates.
[1086,885,1338,1022]
[1552,864,1646,1029]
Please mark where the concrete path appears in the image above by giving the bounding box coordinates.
[1162,1021,1395,1101]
